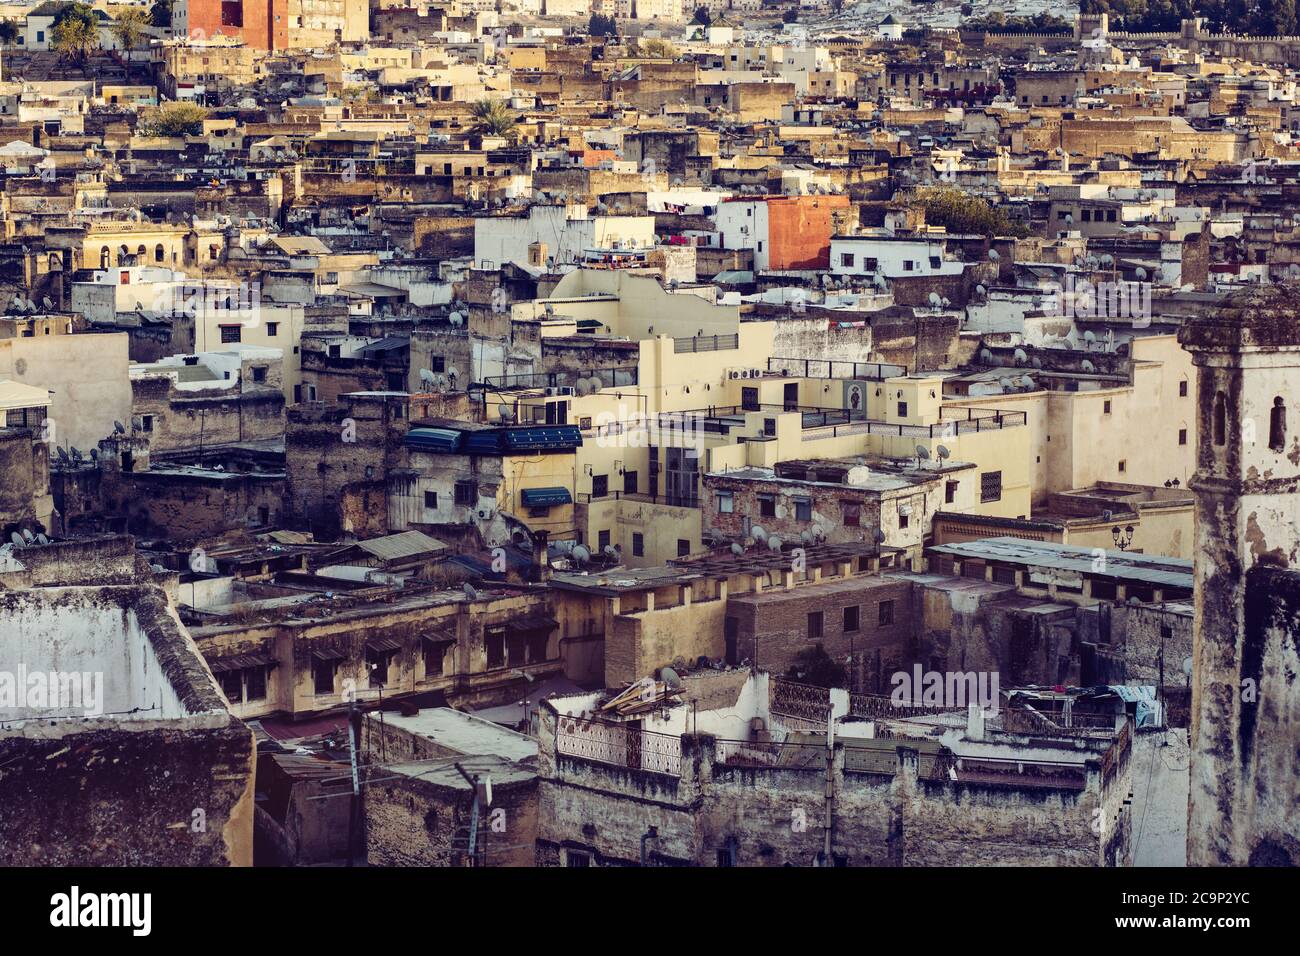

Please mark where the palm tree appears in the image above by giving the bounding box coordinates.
[470,98,518,138]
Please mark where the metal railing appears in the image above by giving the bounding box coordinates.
[576,490,700,508]
[673,333,739,353]
[714,737,827,770]
[480,367,638,392]
[768,357,907,380]
[770,677,832,724]
[555,714,682,777]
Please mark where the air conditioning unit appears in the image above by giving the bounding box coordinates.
[546,386,575,397]
[728,370,744,379]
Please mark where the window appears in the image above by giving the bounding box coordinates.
[423,639,450,677]
[878,600,895,626]
[266,321,278,336]
[758,494,776,517]
[486,628,506,669]
[903,260,914,271]
[1103,400,1112,415]
[220,325,242,344]
[897,401,908,418]
[980,471,1002,503]
[1179,380,1188,397]
[840,252,855,267]
[1118,460,1126,473]
[1213,391,1227,446]
[565,850,591,868]
[591,474,608,498]
[843,605,860,633]
[1270,397,1287,452]
[718,491,734,514]
[454,480,477,506]
[632,532,644,557]
[945,480,958,504]
[598,529,611,551]
[1179,428,1188,446]
[763,418,776,436]
[899,511,909,530]
[313,659,336,695]
[367,648,394,688]
[677,539,691,557]
[251,366,267,383]
[842,501,860,526]
[742,387,760,411]
[141,415,153,433]
[424,490,438,510]
[807,611,824,638]
[623,471,638,495]
[245,666,267,701]
[794,497,812,522]
[864,257,878,272]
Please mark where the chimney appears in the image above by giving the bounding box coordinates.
[531,530,551,582]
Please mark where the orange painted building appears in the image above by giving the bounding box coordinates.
[177,0,289,50]
[716,195,851,271]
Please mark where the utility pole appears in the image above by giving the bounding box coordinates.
[822,701,834,866]
[346,697,360,867]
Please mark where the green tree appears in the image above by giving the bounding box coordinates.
[470,98,518,137]
[51,3,100,63]
[785,645,847,690]
[782,8,799,23]
[588,12,618,37]
[912,186,1029,238]
[140,101,208,137]
[0,20,19,46]
[150,0,173,29]
[692,6,711,25]
[111,7,150,51]
[637,37,677,57]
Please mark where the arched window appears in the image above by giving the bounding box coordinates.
[1270,397,1286,452]
[99,246,111,269]
[119,245,130,260]
[1213,391,1227,446]
[154,244,165,262]
[137,244,147,259]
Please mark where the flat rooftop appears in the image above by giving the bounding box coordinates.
[367,707,538,763]
[928,537,1193,589]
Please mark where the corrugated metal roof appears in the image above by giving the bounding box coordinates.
[354,530,448,562]
[366,636,403,653]
[406,427,463,453]
[209,652,277,673]
[928,537,1192,588]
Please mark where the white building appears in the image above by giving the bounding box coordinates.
[829,234,964,280]
[473,205,656,270]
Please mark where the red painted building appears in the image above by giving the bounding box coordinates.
[179,0,289,49]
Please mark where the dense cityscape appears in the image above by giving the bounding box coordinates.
[0,0,1293,914]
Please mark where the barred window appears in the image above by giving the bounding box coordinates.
[980,471,1002,503]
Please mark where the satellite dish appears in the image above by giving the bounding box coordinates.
[1181,656,1193,678]
[56,447,69,461]
[936,445,951,460]
[873,529,886,544]
[572,544,591,564]
[114,420,126,434]
[463,583,480,600]
[10,532,24,548]
[36,533,49,545]
[21,529,35,544]
[498,404,515,421]
[915,445,931,460]
[1081,360,1096,373]
[846,465,871,485]
[1013,348,1028,364]
[419,368,435,385]
[928,292,942,307]
[988,249,1000,262]
[730,542,744,556]
[767,536,783,551]
[752,526,768,542]
[42,297,53,310]
[660,666,683,690]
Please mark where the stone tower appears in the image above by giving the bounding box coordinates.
[1178,286,1300,866]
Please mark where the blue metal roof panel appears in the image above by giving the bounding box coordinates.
[520,487,573,507]
[405,428,463,453]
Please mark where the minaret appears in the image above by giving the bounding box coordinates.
[1178,286,1300,866]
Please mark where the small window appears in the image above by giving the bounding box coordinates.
[1213,391,1227,446]
[842,501,860,526]
[1118,460,1126,473]
[623,471,638,495]
[945,480,958,504]
[454,480,477,506]
[718,491,734,514]
[677,539,691,558]
[878,600,895,627]
[566,850,591,868]
[897,401,908,418]
[758,494,776,517]
[591,474,608,498]
[266,321,278,336]
[424,490,438,509]
[313,659,336,695]
[141,415,153,433]
[598,530,611,551]
[1103,400,1112,415]
[980,471,1002,504]
[794,497,812,522]
[251,366,267,383]
[1179,380,1188,397]
[220,325,242,344]
[840,252,855,267]
[843,605,860,633]
[632,532,644,557]
[899,511,910,530]
[807,611,824,638]
[1178,428,1188,446]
